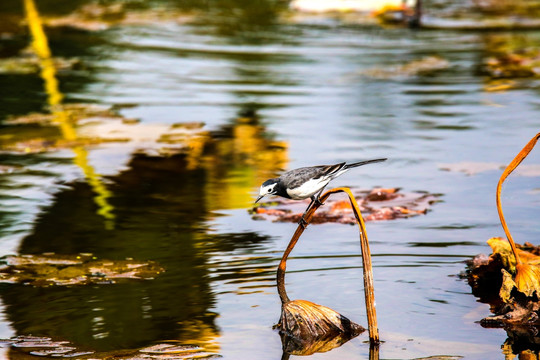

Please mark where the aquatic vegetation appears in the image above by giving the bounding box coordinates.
[466,133,540,341]
[439,161,540,176]
[278,299,365,355]
[0,54,81,75]
[275,187,379,355]
[483,49,540,78]
[495,133,540,296]
[252,187,440,224]
[362,56,450,79]
[30,3,196,31]
[1,103,146,151]
[0,253,164,286]
[1,0,539,358]
[1,335,220,359]
[467,239,540,325]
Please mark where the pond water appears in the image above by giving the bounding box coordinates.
[0,1,540,359]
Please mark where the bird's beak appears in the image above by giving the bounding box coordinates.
[255,194,265,203]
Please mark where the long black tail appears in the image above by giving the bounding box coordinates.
[344,158,387,169]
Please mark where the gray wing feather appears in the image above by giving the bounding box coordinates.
[280,163,346,189]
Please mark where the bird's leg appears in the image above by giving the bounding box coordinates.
[298,216,308,229]
[298,197,316,229]
[313,186,327,207]
[298,186,328,228]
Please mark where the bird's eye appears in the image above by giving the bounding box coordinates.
[267,188,271,192]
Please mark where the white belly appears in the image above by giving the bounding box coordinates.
[285,178,330,200]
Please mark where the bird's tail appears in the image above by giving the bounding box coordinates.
[344,158,387,169]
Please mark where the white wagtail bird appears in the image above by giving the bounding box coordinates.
[255,158,387,225]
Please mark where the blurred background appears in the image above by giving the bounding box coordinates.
[0,0,540,359]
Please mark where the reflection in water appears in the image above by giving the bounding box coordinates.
[3,113,283,351]
[24,0,115,229]
[1,0,540,359]
[204,110,288,210]
[4,1,289,352]
[280,333,379,360]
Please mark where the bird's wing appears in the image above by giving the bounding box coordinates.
[282,163,346,189]
[320,162,347,177]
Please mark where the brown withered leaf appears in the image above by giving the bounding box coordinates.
[276,299,365,356]
[500,269,517,303]
[2,335,220,359]
[252,187,440,224]
[466,240,540,328]
[362,56,449,79]
[487,237,540,297]
[0,253,164,286]
[515,263,540,298]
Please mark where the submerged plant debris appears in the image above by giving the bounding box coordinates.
[0,253,164,286]
[0,103,208,156]
[439,162,540,176]
[1,335,221,359]
[466,238,540,326]
[483,48,540,79]
[362,56,450,79]
[0,52,82,75]
[251,187,440,224]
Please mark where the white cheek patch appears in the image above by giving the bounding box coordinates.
[286,178,330,200]
[260,185,274,196]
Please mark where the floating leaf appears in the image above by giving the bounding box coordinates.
[0,253,164,286]
[139,344,201,354]
[252,187,439,224]
[2,335,220,359]
[515,263,540,297]
[487,238,540,298]
[362,56,449,79]
[500,269,516,303]
[487,237,518,272]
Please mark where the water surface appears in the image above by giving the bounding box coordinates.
[0,1,539,359]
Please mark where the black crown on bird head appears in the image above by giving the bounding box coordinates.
[262,178,278,186]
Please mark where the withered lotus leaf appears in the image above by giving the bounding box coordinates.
[0,253,164,286]
[2,335,220,359]
[277,300,365,356]
[252,187,440,224]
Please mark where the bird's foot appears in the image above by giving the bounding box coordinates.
[314,197,325,207]
[298,215,309,229]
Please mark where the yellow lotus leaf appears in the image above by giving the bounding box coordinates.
[488,237,518,272]
[489,238,540,298]
[515,263,540,297]
[487,237,540,273]
[500,269,516,303]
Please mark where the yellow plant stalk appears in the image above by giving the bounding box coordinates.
[496,132,540,295]
[24,0,115,229]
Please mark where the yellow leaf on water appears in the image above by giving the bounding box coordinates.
[489,238,540,298]
[500,269,516,303]
[488,237,518,272]
[515,263,540,297]
[487,237,540,274]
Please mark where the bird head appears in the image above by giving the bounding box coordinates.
[255,178,278,203]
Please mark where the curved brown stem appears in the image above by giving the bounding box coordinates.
[276,190,333,304]
[496,132,540,266]
[276,187,379,346]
